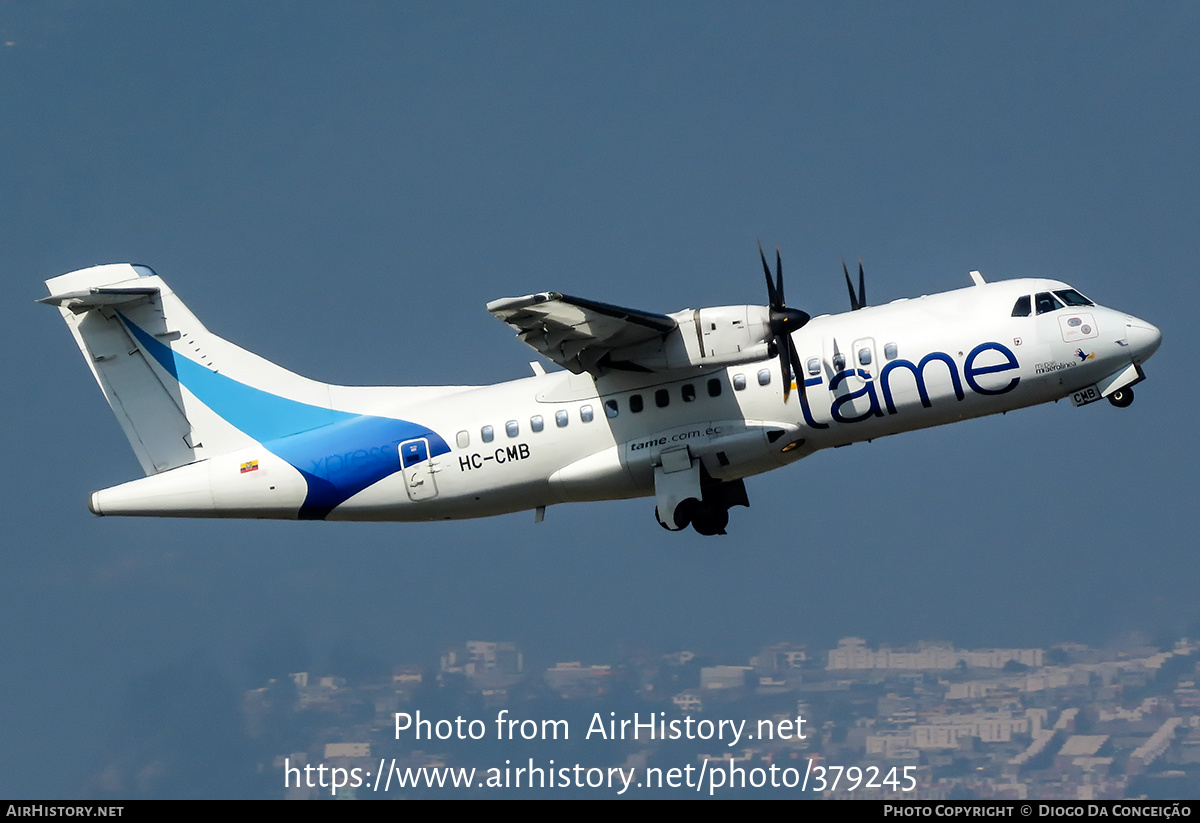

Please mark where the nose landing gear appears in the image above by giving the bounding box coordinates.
[1108,386,1134,407]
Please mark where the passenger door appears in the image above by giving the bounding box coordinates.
[399,438,439,501]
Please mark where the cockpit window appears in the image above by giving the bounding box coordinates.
[1054,288,1093,307]
[1035,292,1064,315]
[1011,295,1031,317]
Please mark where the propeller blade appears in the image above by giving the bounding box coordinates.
[857,258,866,309]
[788,334,806,403]
[793,335,809,404]
[779,333,793,402]
[775,247,784,307]
[754,242,813,402]
[841,258,868,310]
[842,258,861,311]
[759,241,778,306]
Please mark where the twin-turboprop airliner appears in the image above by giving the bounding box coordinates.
[42,250,1161,535]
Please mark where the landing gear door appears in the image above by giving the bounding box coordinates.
[400,438,439,501]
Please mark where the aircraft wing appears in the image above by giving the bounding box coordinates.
[487,292,678,375]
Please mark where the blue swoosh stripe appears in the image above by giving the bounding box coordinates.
[121,315,449,519]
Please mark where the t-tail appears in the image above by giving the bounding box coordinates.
[42,263,453,520]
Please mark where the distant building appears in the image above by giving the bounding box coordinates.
[664,651,695,666]
[392,665,423,687]
[545,662,612,697]
[866,711,1034,753]
[441,641,523,677]
[828,637,1042,671]
[701,665,751,691]
[1054,735,1113,781]
[324,742,370,759]
[755,643,808,672]
[1128,718,1182,772]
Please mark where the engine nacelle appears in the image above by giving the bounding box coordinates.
[606,305,772,371]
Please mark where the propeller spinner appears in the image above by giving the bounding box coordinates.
[757,242,811,402]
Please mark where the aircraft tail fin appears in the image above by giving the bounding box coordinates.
[43,263,343,475]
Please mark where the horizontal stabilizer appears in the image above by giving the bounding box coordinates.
[38,286,160,312]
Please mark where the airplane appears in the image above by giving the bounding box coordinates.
[41,250,1161,535]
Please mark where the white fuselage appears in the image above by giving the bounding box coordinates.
[86,276,1160,525]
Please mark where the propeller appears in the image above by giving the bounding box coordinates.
[842,258,866,311]
[758,242,811,402]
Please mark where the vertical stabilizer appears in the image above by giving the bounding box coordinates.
[44,263,461,519]
[42,263,332,475]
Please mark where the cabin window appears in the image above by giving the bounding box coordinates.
[757,368,771,386]
[604,399,619,418]
[858,348,872,366]
[1011,295,1031,317]
[581,404,595,423]
[656,388,670,408]
[456,430,470,448]
[505,420,519,437]
[530,415,544,433]
[629,394,644,413]
[707,378,722,397]
[682,384,696,402]
[884,343,898,360]
[733,373,747,391]
[807,357,820,375]
[555,409,569,428]
[832,353,846,371]
[481,425,494,443]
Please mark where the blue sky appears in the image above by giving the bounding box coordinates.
[2,1,1197,796]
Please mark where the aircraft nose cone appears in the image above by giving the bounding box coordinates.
[1126,317,1162,363]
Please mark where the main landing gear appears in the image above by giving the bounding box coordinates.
[658,498,734,536]
[657,500,729,534]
